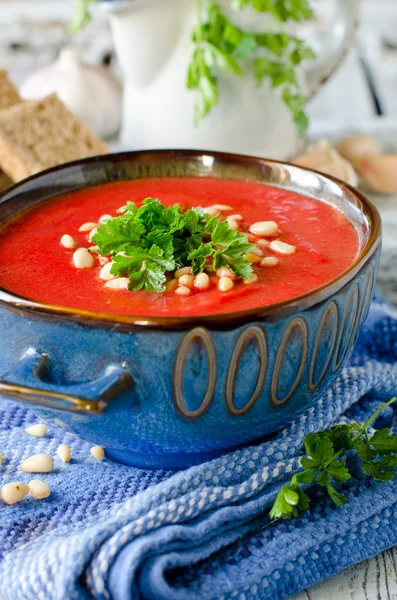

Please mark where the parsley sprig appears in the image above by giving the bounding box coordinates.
[188,0,315,130]
[270,397,397,520]
[92,198,254,292]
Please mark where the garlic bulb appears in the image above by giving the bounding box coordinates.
[358,154,397,195]
[20,47,122,138]
[336,134,381,168]
[294,139,358,187]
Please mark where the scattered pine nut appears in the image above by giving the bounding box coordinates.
[257,239,270,248]
[60,234,77,249]
[218,276,234,292]
[194,272,210,290]
[178,274,194,288]
[212,204,233,212]
[249,221,279,237]
[175,285,191,296]
[57,444,71,463]
[202,206,219,217]
[229,214,243,221]
[99,214,112,224]
[244,273,259,284]
[226,218,239,230]
[88,228,98,242]
[165,279,178,293]
[244,252,261,264]
[88,246,99,254]
[216,267,236,280]
[73,248,95,269]
[269,240,296,255]
[28,480,51,500]
[250,246,264,257]
[98,256,109,265]
[104,277,129,290]
[25,423,47,437]
[261,256,279,267]
[20,454,54,473]
[247,233,259,242]
[79,222,98,232]
[90,446,105,461]
[1,482,29,505]
[175,267,192,278]
[99,262,116,281]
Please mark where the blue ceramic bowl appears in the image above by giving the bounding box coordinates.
[0,151,381,469]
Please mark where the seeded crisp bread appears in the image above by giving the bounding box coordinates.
[0,94,111,182]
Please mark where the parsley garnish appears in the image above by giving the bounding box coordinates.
[92,198,254,292]
[270,397,397,520]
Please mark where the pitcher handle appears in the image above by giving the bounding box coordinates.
[304,0,360,98]
[0,348,133,414]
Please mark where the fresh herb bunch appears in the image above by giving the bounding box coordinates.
[71,0,315,131]
[92,198,254,292]
[270,397,397,520]
[188,0,315,130]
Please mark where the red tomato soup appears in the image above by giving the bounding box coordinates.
[0,178,359,317]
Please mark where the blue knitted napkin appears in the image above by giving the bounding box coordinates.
[1,295,397,600]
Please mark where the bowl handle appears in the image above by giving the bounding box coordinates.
[0,348,133,414]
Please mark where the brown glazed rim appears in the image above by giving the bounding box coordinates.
[0,150,382,331]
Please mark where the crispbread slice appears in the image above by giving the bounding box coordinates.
[0,70,21,109]
[0,94,111,182]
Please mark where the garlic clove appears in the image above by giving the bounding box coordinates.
[20,47,122,138]
[358,154,397,194]
[294,139,358,187]
[336,134,381,168]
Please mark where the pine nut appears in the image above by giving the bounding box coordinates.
[257,239,270,248]
[249,221,279,237]
[226,218,239,230]
[20,454,54,473]
[261,256,279,267]
[88,246,99,254]
[229,214,243,221]
[104,277,129,290]
[174,285,191,296]
[79,222,98,232]
[175,267,192,278]
[165,279,178,293]
[178,274,194,288]
[269,240,296,255]
[247,233,258,242]
[194,272,210,290]
[98,256,109,265]
[202,206,219,216]
[244,273,259,284]
[244,252,261,264]
[250,246,264,257]
[99,214,112,224]
[99,262,116,281]
[73,248,95,269]
[88,227,98,242]
[218,276,234,291]
[212,204,233,212]
[29,479,51,500]
[1,482,29,505]
[60,234,77,249]
[57,444,71,463]
[25,423,47,437]
[216,267,236,280]
[90,445,105,461]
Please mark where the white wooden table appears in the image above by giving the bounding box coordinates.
[3,1,397,598]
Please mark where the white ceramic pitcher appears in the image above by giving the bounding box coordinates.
[102,0,360,158]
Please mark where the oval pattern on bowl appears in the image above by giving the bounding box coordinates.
[173,327,217,419]
[333,283,359,372]
[309,301,338,391]
[271,317,309,406]
[225,325,267,416]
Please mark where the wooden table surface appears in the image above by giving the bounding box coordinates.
[3,1,397,598]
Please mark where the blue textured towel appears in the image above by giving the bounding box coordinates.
[1,295,397,600]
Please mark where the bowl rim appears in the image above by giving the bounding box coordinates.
[0,149,382,331]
